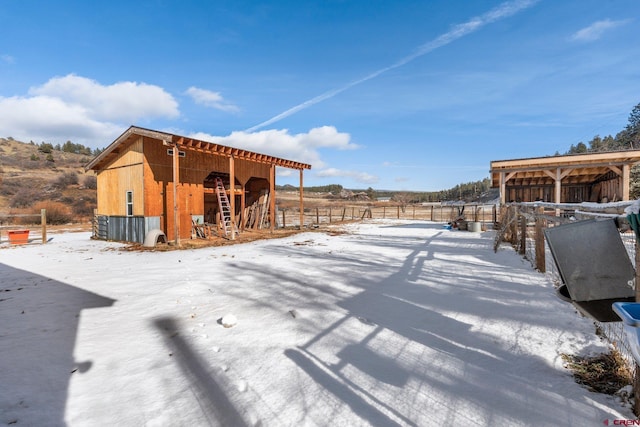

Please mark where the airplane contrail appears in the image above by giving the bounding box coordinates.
[245,0,538,133]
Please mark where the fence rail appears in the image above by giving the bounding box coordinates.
[277,203,498,228]
[0,209,48,244]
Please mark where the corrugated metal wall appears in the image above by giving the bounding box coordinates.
[107,216,145,243]
[94,216,163,243]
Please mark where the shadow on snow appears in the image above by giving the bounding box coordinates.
[0,263,115,427]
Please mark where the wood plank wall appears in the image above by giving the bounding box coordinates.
[96,137,144,215]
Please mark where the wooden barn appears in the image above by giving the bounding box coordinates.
[85,126,311,244]
[490,150,640,204]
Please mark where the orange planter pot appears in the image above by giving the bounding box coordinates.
[8,230,30,245]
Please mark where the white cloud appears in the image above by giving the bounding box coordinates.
[0,95,122,144]
[0,74,179,146]
[30,74,179,121]
[1,54,15,64]
[190,126,357,168]
[316,167,378,184]
[571,19,629,42]
[185,87,239,113]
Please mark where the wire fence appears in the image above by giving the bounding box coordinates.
[277,203,498,228]
[498,202,638,377]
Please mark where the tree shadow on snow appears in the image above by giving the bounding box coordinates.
[0,263,115,427]
[219,224,624,425]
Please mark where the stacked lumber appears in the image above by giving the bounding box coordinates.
[244,190,271,229]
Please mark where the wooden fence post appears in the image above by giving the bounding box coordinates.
[397,205,400,219]
[41,209,47,244]
[329,207,332,223]
[316,208,320,224]
[509,206,518,245]
[519,213,526,255]
[282,210,286,228]
[535,206,545,272]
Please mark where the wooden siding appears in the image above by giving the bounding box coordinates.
[96,138,144,215]
[141,137,275,239]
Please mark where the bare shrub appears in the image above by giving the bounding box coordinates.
[83,175,97,190]
[0,180,23,196]
[53,172,78,189]
[72,199,96,218]
[10,188,42,208]
[33,201,72,225]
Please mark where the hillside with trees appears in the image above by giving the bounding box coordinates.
[563,103,640,155]
[560,102,640,198]
[0,138,98,223]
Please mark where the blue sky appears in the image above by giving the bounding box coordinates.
[1,0,639,191]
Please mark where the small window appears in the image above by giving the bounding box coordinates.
[126,191,133,216]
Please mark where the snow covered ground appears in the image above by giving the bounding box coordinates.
[0,220,635,426]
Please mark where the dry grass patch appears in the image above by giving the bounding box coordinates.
[561,349,632,394]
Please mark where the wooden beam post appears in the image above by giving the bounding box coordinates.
[172,141,180,246]
[623,164,631,200]
[299,169,304,229]
[240,183,246,230]
[270,164,276,232]
[229,155,236,240]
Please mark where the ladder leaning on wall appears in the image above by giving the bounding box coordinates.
[214,177,238,238]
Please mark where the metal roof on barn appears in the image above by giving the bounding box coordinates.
[85,126,312,172]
